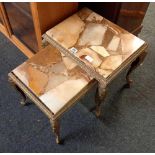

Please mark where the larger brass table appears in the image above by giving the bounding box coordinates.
[8,8,148,144]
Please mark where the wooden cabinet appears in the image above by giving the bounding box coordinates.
[0,2,149,58]
[79,2,149,35]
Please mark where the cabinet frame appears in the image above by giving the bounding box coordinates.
[0,2,42,58]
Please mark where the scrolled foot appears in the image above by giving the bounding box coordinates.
[126,78,133,88]
[95,106,101,118]
[50,119,61,144]
[20,99,27,106]
[90,105,101,117]
[56,135,61,144]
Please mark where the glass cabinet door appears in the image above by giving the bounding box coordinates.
[0,12,3,24]
[0,6,4,25]
[3,2,38,52]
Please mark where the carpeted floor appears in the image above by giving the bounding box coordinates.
[0,3,155,153]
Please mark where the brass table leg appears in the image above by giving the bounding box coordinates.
[126,51,148,88]
[95,82,107,117]
[8,77,27,105]
[50,119,61,144]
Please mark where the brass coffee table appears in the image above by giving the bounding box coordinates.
[8,8,148,144]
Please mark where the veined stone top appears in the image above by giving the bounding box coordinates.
[46,7,146,79]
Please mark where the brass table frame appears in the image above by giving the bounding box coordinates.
[8,72,96,144]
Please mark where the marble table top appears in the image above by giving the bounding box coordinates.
[46,7,146,80]
[12,46,92,115]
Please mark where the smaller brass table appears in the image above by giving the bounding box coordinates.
[9,45,96,144]
[8,8,148,144]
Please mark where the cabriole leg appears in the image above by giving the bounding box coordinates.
[8,77,27,105]
[126,51,148,88]
[95,83,107,117]
[50,119,61,144]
